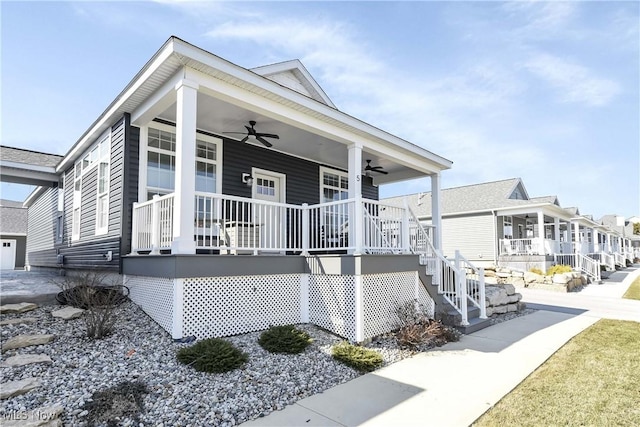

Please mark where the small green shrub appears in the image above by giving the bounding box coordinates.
[332,342,383,372]
[177,338,247,373]
[258,325,312,354]
[547,264,572,276]
[529,267,543,275]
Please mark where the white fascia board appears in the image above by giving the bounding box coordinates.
[23,186,47,208]
[496,203,573,220]
[0,160,57,174]
[56,40,177,173]
[188,68,447,175]
[173,40,452,172]
[131,70,182,126]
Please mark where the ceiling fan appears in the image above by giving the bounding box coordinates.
[224,120,279,147]
[365,159,388,175]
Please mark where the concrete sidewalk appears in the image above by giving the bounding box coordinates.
[242,266,639,427]
[0,270,62,305]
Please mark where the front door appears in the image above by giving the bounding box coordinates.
[252,169,286,251]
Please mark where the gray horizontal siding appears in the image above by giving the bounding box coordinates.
[26,187,57,261]
[441,213,496,262]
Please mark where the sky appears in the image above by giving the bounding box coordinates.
[1,1,639,219]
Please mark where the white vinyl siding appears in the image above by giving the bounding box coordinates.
[440,213,496,262]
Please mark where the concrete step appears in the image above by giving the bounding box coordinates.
[456,316,492,335]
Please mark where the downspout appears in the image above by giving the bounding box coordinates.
[492,210,498,265]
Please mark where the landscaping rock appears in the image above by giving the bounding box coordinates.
[485,286,508,306]
[0,317,37,326]
[496,272,511,278]
[512,277,525,287]
[2,334,55,353]
[524,271,541,283]
[0,377,40,399]
[1,354,53,368]
[485,276,499,285]
[552,274,570,284]
[511,271,524,278]
[507,294,522,303]
[493,305,508,315]
[506,303,518,312]
[501,283,516,295]
[51,306,84,320]
[2,404,63,427]
[0,303,38,314]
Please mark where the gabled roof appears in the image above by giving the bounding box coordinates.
[564,207,580,216]
[55,36,452,180]
[383,178,545,217]
[250,60,336,108]
[0,146,62,168]
[0,202,27,234]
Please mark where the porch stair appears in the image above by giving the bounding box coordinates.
[416,267,491,334]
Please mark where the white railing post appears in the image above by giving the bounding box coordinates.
[301,203,309,256]
[402,198,411,254]
[150,195,160,255]
[455,250,468,326]
[478,267,487,319]
[131,202,139,254]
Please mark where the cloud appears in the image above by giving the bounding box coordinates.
[524,53,620,106]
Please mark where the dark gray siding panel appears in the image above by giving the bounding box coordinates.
[221,139,379,204]
[120,119,139,261]
[26,187,57,267]
[108,117,125,237]
[222,139,320,205]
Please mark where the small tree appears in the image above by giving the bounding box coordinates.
[53,271,128,339]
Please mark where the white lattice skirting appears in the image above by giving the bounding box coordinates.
[126,271,434,342]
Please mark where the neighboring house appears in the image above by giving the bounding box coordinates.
[0,200,28,269]
[24,36,488,341]
[598,215,639,263]
[383,178,632,282]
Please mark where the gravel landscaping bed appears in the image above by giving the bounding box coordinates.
[0,301,535,426]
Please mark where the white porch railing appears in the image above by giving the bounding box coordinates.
[407,208,486,326]
[306,199,353,252]
[588,252,615,271]
[362,200,408,254]
[613,252,625,267]
[455,251,487,319]
[500,238,544,255]
[132,194,175,253]
[553,253,601,282]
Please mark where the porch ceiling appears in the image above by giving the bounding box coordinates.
[157,94,423,185]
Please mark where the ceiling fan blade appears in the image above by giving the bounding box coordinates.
[223,132,247,135]
[377,169,389,175]
[256,133,280,139]
[255,136,273,147]
[240,136,249,143]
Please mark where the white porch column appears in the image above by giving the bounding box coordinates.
[593,229,599,253]
[573,221,580,253]
[431,173,443,251]
[537,211,545,255]
[606,233,612,252]
[348,143,363,254]
[171,79,199,254]
[554,217,560,245]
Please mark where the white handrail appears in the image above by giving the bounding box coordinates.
[553,253,601,282]
[455,250,487,319]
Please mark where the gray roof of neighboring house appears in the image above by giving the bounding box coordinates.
[382,178,551,218]
[0,145,63,167]
[0,200,27,234]
[530,195,559,205]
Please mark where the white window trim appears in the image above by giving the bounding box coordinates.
[143,122,223,201]
[95,134,111,236]
[72,130,111,240]
[251,167,286,202]
[319,166,348,203]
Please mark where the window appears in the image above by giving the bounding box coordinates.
[503,216,513,239]
[96,160,109,235]
[256,177,276,196]
[72,131,110,240]
[320,167,349,240]
[145,123,221,199]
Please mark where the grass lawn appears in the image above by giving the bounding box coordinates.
[622,276,640,300]
[474,319,640,427]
